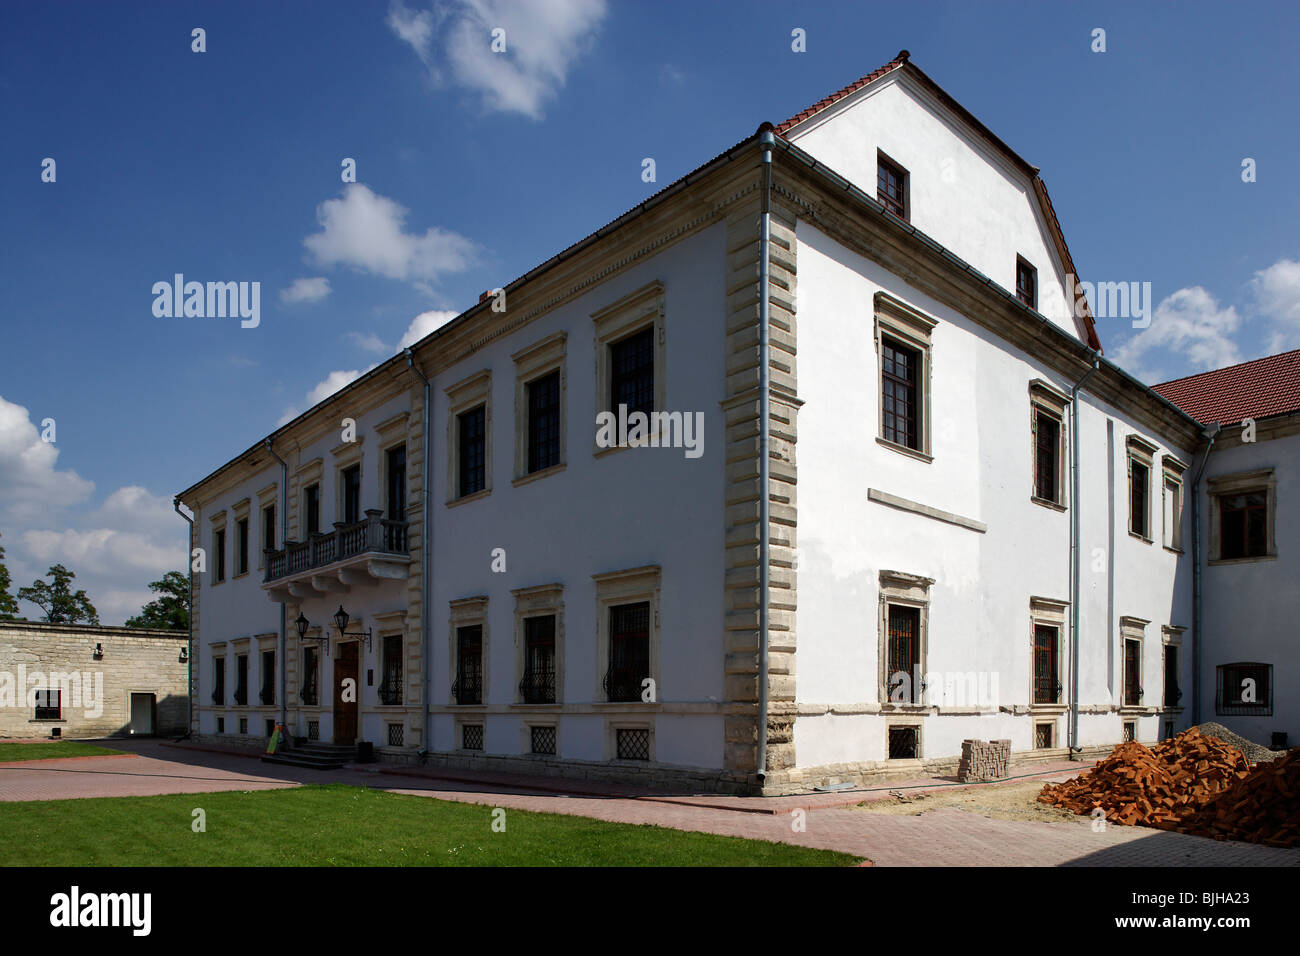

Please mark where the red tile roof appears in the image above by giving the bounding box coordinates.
[775,51,1104,354]
[1153,350,1300,424]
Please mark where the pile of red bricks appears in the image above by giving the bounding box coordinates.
[1038,728,1300,847]
[1183,748,1300,848]
[957,738,1010,782]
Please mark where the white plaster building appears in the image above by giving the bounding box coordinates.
[1154,351,1300,752]
[178,52,1260,794]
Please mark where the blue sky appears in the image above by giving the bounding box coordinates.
[2,0,1298,622]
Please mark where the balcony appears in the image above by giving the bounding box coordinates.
[262,509,410,603]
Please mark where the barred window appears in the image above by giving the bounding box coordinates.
[300,647,319,706]
[616,728,649,760]
[605,602,649,702]
[886,605,919,688]
[1123,639,1142,706]
[462,723,484,751]
[1033,624,1060,704]
[520,615,556,704]
[530,725,556,755]
[380,634,403,705]
[1216,662,1272,716]
[454,625,483,705]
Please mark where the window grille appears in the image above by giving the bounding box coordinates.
[610,327,654,417]
[530,726,557,755]
[888,725,918,760]
[604,602,649,702]
[387,723,404,747]
[308,720,320,740]
[616,728,650,761]
[462,724,484,751]
[1035,723,1054,749]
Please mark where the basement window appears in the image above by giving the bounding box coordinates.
[34,689,61,721]
[387,723,404,747]
[887,725,919,760]
[1122,721,1135,743]
[1035,722,1054,750]
[462,723,484,751]
[616,727,650,761]
[216,717,225,734]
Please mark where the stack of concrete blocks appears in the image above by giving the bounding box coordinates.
[957,738,1011,782]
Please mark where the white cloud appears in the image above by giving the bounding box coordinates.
[0,395,95,524]
[347,331,391,354]
[303,184,478,283]
[398,309,459,349]
[387,0,607,119]
[1111,287,1243,384]
[1250,258,1300,352]
[278,365,380,426]
[280,277,332,304]
[0,399,186,624]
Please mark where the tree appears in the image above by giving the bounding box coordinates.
[17,564,99,625]
[0,532,20,620]
[125,570,190,631]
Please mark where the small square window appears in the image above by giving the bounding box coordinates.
[387,723,405,747]
[530,725,556,755]
[616,727,650,761]
[1035,723,1054,750]
[1122,721,1135,743]
[887,725,919,760]
[462,723,484,751]
[34,689,61,721]
[1216,662,1272,716]
[1016,257,1037,308]
[308,719,320,740]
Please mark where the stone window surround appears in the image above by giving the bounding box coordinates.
[1161,624,1186,712]
[605,719,656,763]
[455,717,486,753]
[883,714,924,763]
[874,291,937,463]
[877,569,934,710]
[1028,379,1069,510]
[1029,596,1068,713]
[1161,454,1188,553]
[512,330,568,484]
[449,595,489,709]
[511,583,565,707]
[256,482,278,570]
[445,369,492,505]
[1120,615,1148,713]
[1207,467,1277,565]
[591,280,666,457]
[592,565,662,707]
[1126,435,1157,544]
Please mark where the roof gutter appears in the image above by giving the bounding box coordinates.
[756,128,775,788]
[1190,422,1220,725]
[404,349,434,758]
[172,497,195,741]
[263,438,289,733]
[1069,352,1101,756]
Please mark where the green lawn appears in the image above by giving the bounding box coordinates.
[0,784,857,867]
[0,741,125,762]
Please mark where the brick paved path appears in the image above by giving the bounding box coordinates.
[3,738,1296,866]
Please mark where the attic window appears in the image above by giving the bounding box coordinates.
[1016,257,1037,309]
[877,152,908,220]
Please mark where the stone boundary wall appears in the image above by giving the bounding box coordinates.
[0,620,188,739]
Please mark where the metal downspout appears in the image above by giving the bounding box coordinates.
[264,439,289,732]
[1069,353,1100,756]
[1190,423,1219,725]
[404,350,433,757]
[173,498,194,740]
[756,129,774,785]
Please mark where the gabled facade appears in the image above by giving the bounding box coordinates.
[179,54,1216,793]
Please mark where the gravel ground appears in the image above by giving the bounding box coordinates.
[853,780,1087,825]
[1193,722,1286,764]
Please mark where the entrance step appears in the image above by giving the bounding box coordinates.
[260,740,355,770]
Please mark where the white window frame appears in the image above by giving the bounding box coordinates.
[1161,454,1188,552]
